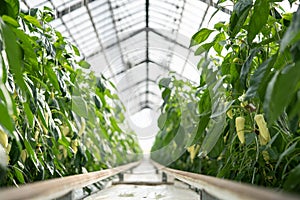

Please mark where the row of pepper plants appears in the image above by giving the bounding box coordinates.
[0,0,141,187]
[151,0,300,193]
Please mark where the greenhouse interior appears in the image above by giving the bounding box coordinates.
[0,0,300,199]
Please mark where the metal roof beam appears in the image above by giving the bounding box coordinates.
[87,27,191,59]
[56,0,101,18]
[129,104,155,115]
[127,90,160,102]
[36,0,230,21]
[109,59,194,83]
[163,0,186,72]
[198,0,232,14]
[119,79,156,93]
[83,0,114,78]
[107,0,127,71]
[150,28,190,50]
[109,59,148,79]
[87,27,145,59]
[181,0,212,74]
[42,0,85,57]
[146,0,150,109]
[128,100,157,114]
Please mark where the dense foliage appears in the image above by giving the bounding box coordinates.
[0,0,141,187]
[151,0,300,193]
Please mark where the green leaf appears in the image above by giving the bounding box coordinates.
[162,88,171,103]
[195,42,214,55]
[8,139,20,165]
[229,0,253,38]
[213,32,226,55]
[14,167,25,184]
[2,15,19,27]
[77,60,91,69]
[72,96,88,118]
[24,102,34,128]
[13,29,38,71]
[158,113,167,129]
[94,95,102,109]
[0,102,14,133]
[45,66,60,91]
[72,45,80,56]
[283,164,300,191]
[275,142,297,169]
[110,117,122,132]
[280,7,300,52]
[191,114,210,145]
[37,104,47,128]
[191,89,211,145]
[0,83,14,116]
[0,18,26,91]
[247,0,269,43]
[23,15,42,28]
[199,114,226,158]
[214,22,226,31]
[211,99,234,118]
[159,78,171,89]
[245,55,276,99]
[240,48,260,89]
[0,0,19,18]
[190,28,215,47]
[264,61,300,122]
[29,8,38,17]
[24,140,39,169]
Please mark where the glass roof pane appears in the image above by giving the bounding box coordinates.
[50,18,63,28]
[88,53,109,73]
[110,0,137,8]
[149,16,178,30]
[24,0,50,8]
[182,64,200,83]
[149,63,168,81]
[96,21,114,34]
[169,54,186,74]
[117,30,143,45]
[88,0,107,11]
[101,34,118,48]
[113,0,144,16]
[51,0,69,8]
[124,50,146,66]
[116,11,145,25]
[62,8,89,24]
[117,20,145,33]
[56,0,82,11]
[80,40,99,53]
[88,1,111,16]
[21,0,234,114]
[121,34,146,51]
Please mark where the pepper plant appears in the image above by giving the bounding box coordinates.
[0,0,141,187]
[151,0,300,193]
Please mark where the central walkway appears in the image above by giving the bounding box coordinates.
[85,157,200,200]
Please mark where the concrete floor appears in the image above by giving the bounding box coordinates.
[85,159,200,200]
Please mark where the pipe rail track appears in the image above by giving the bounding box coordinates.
[152,160,300,200]
[1,159,299,200]
[0,161,140,200]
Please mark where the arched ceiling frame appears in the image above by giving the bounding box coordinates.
[21,0,231,114]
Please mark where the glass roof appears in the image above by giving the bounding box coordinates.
[21,0,231,114]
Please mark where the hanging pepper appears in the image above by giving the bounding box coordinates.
[187,144,200,163]
[254,114,270,145]
[0,129,8,149]
[235,116,245,144]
